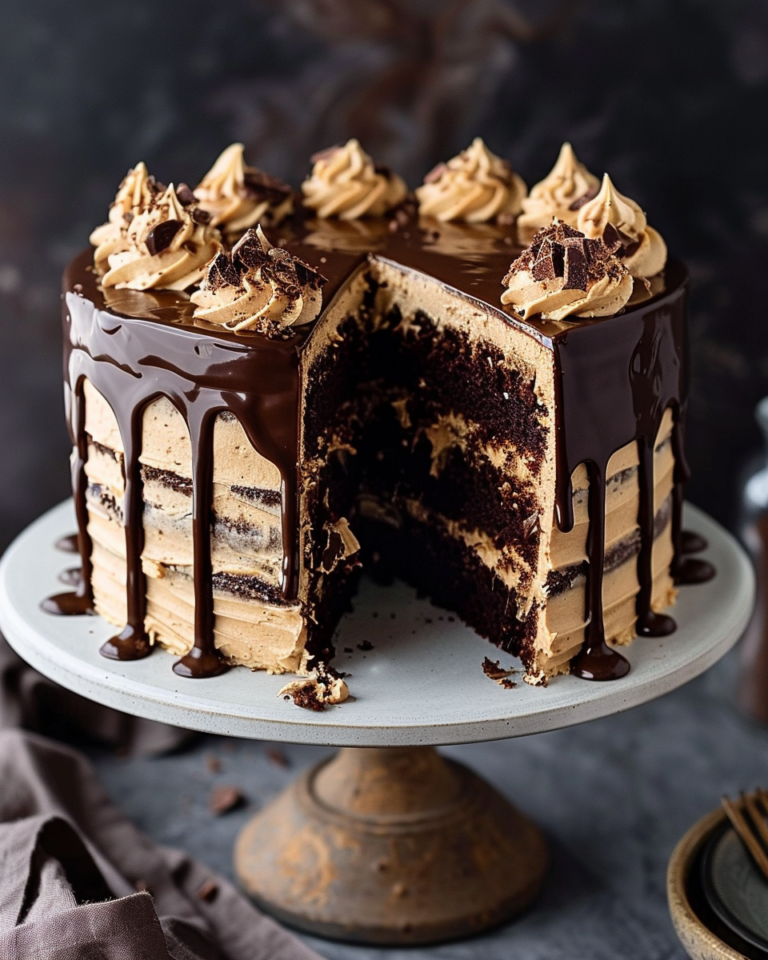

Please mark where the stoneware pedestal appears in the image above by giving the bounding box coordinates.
[0,500,754,945]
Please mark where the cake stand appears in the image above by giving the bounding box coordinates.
[0,500,754,946]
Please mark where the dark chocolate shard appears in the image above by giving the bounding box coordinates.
[145,219,182,257]
[232,230,270,272]
[191,206,212,225]
[602,222,623,254]
[176,183,196,206]
[207,251,241,291]
[568,183,599,211]
[532,240,557,281]
[242,168,293,204]
[563,244,588,290]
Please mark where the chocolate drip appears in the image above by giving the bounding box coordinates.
[99,400,151,662]
[550,264,689,679]
[55,534,79,553]
[173,407,228,678]
[43,382,94,616]
[58,252,303,676]
[680,530,707,554]
[570,464,630,680]
[675,557,716,585]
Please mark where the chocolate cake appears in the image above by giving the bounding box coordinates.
[47,138,712,686]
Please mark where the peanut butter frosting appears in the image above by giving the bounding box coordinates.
[190,226,326,336]
[415,137,526,223]
[518,143,600,240]
[577,173,667,278]
[301,138,407,219]
[90,163,163,272]
[100,184,221,292]
[501,220,633,320]
[194,143,294,238]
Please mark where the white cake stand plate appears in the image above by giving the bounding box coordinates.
[0,499,755,945]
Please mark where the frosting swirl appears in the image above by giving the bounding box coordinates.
[518,143,600,240]
[90,163,163,272]
[301,139,407,219]
[190,226,326,336]
[501,220,633,320]
[415,138,526,223]
[577,174,667,278]
[194,143,294,238]
[101,184,221,292]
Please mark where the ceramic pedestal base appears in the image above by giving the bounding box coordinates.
[234,745,547,945]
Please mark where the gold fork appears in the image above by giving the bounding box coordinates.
[721,790,768,882]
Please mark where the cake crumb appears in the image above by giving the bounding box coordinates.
[357,639,374,651]
[523,670,549,688]
[278,664,349,711]
[209,785,245,815]
[266,747,290,767]
[197,879,219,903]
[482,657,517,689]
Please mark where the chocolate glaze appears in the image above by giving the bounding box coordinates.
[58,566,82,587]
[52,207,702,680]
[55,533,80,553]
[55,252,305,674]
[681,530,708,554]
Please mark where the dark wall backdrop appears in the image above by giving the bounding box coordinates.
[2,0,767,551]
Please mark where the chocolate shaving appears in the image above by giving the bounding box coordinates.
[145,219,182,257]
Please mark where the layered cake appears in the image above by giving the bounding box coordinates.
[48,138,711,687]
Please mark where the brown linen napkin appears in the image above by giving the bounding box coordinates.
[0,631,192,754]
[0,729,322,960]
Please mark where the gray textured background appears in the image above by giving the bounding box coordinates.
[2,2,768,956]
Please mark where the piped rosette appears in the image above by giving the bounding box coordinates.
[89,163,165,272]
[301,138,407,219]
[194,143,294,239]
[100,183,221,291]
[501,220,633,321]
[415,138,526,223]
[577,173,667,279]
[517,143,600,241]
[190,226,326,337]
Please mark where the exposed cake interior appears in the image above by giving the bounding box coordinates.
[299,260,679,679]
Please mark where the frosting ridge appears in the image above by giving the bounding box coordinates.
[415,138,526,223]
[518,143,599,240]
[577,174,667,278]
[194,143,294,238]
[101,184,221,292]
[90,163,164,272]
[190,226,326,336]
[301,139,407,219]
[501,220,633,320]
